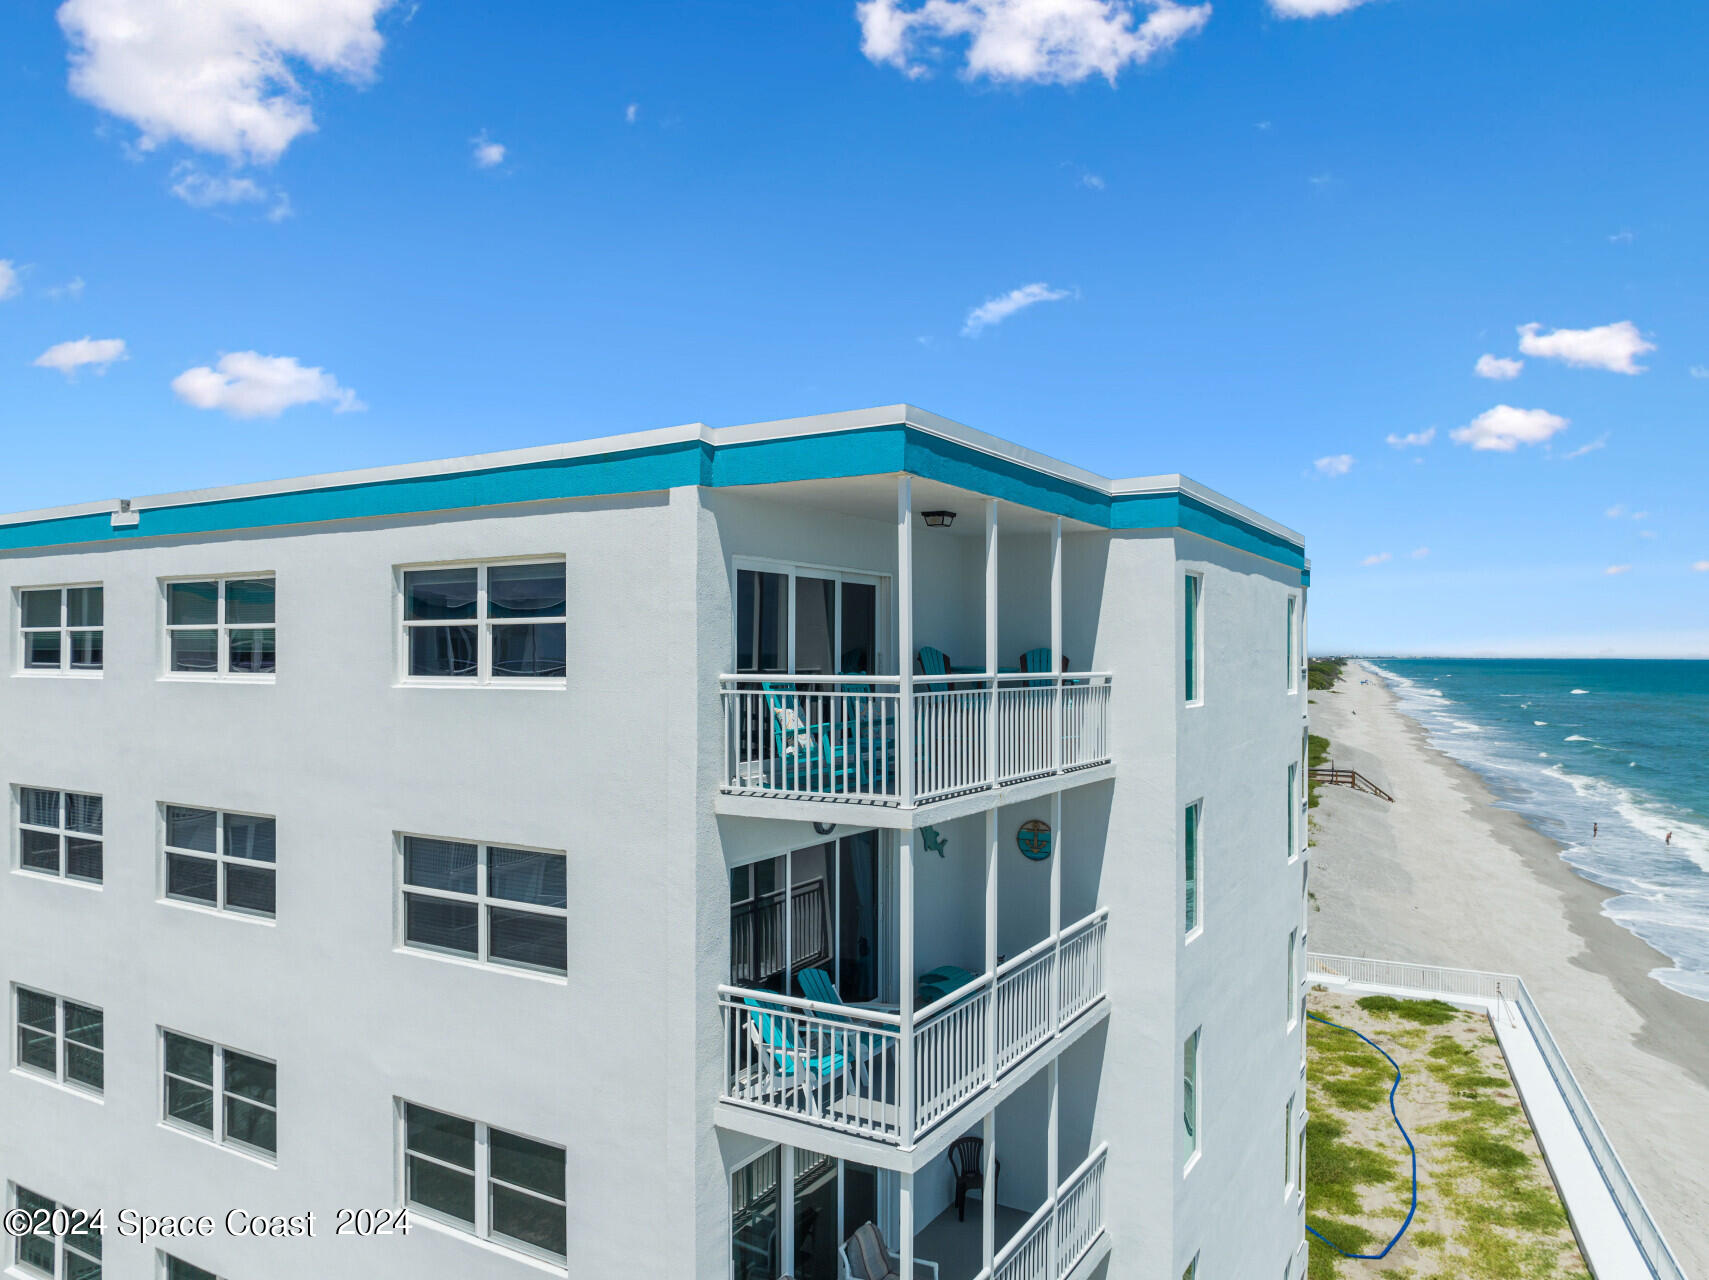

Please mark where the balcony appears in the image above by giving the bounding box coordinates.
[718,674,1113,811]
[717,908,1108,1148]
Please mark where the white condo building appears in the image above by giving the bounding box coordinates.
[0,405,1311,1280]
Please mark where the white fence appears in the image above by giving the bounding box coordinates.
[720,909,1109,1145]
[1307,952,1688,1280]
[720,674,1113,805]
[984,1144,1109,1280]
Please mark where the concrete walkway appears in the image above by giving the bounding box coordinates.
[1308,966,1657,1280]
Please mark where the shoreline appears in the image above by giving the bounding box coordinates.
[1307,660,1709,1274]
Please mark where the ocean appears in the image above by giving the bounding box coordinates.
[1364,658,1709,1003]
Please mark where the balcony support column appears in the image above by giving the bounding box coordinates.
[780,1144,796,1268]
[985,806,999,1087]
[1050,515,1062,773]
[899,831,916,1142]
[1050,789,1062,1031]
[900,1169,916,1278]
[982,1108,997,1273]
[1047,1057,1061,1269]
[898,475,915,807]
[985,498,999,790]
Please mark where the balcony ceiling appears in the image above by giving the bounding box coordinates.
[721,475,1099,535]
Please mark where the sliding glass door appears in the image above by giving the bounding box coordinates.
[736,564,884,677]
[730,833,884,1002]
[731,1148,881,1280]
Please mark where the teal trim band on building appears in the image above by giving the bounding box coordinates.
[0,419,1305,569]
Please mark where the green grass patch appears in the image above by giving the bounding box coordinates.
[1308,657,1346,691]
[1355,995,1459,1025]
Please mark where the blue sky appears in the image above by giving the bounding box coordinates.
[2,0,1706,656]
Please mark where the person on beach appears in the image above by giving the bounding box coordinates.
[1667,831,1673,845]
[1593,822,1599,839]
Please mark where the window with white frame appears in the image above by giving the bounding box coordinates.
[401,561,566,681]
[1287,595,1297,691]
[1287,929,1299,1028]
[1183,573,1203,704]
[161,1031,275,1158]
[19,585,103,674]
[161,1254,221,1280]
[401,1101,566,1262]
[1183,801,1202,938]
[1297,1119,1307,1198]
[162,805,277,918]
[165,577,275,677]
[399,835,567,974]
[1182,1028,1201,1169]
[10,1184,101,1279]
[15,987,102,1094]
[1284,1095,1295,1192]
[16,788,103,884]
[1287,763,1298,860]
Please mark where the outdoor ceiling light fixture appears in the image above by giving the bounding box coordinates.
[921,510,957,528]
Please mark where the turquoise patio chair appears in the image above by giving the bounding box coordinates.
[915,646,961,694]
[742,996,850,1117]
[762,682,872,794]
[1019,647,1072,687]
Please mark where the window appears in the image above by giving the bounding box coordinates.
[162,806,276,918]
[399,835,568,975]
[10,1185,101,1279]
[15,988,103,1094]
[1182,1255,1198,1280]
[165,577,275,677]
[1297,1122,1307,1199]
[1183,573,1202,703]
[1182,1029,1201,1169]
[16,788,103,884]
[161,1255,220,1280]
[402,1102,566,1262]
[1287,763,1298,861]
[402,561,566,681]
[1286,595,1297,691]
[161,1031,275,1158]
[19,586,102,674]
[1287,930,1299,1028]
[1183,802,1201,938]
[1284,1095,1295,1192]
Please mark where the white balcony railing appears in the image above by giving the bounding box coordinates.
[986,1144,1109,1280]
[718,909,1109,1146]
[720,673,1113,806]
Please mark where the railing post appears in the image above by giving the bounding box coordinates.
[1047,1056,1060,1277]
[986,497,999,790]
[898,475,916,807]
[986,807,999,1087]
[1050,790,1062,1031]
[982,1108,997,1274]
[1050,515,1061,774]
[899,831,916,1142]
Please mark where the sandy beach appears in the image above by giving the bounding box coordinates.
[1308,661,1709,1275]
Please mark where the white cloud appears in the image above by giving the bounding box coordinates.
[1410,546,1429,559]
[1361,552,1391,567]
[1608,229,1634,244]
[1384,427,1434,449]
[1314,453,1354,477]
[1605,505,1625,518]
[472,131,505,168]
[1694,561,1709,573]
[1605,564,1631,576]
[961,281,1071,336]
[857,0,1211,85]
[1080,172,1105,190]
[0,260,19,300]
[1691,366,1709,379]
[46,276,86,300]
[1640,530,1656,539]
[1517,321,1654,374]
[625,103,639,124]
[1269,0,1377,14]
[1563,433,1608,460]
[1449,404,1569,452]
[58,0,392,166]
[1474,354,1522,380]
[171,351,362,418]
[170,166,268,207]
[33,336,128,377]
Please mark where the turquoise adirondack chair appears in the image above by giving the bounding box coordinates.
[742,995,850,1116]
[1019,647,1071,687]
[915,646,966,694]
[762,682,871,793]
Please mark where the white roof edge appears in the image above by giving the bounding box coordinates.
[0,403,1302,549]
